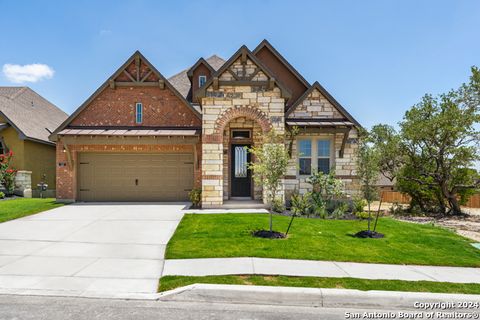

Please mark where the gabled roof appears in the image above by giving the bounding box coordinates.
[50,51,200,141]
[0,87,68,145]
[194,45,292,101]
[168,55,225,99]
[286,81,362,128]
[186,58,215,78]
[253,39,310,90]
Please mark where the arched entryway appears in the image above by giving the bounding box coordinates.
[213,107,272,201]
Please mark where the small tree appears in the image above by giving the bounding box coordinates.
[356,131,380,233]
[248,130,290,232]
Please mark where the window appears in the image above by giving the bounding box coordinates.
[198,75,207,88]
[298,140,312,175]
[231,130,251,139]
[135,103,143,124]
[297,138,332,175]
[317,140,331,174]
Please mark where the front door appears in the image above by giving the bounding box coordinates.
[231,144,251,197]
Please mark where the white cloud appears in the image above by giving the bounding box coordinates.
[2,63,55,83]
[99,29,111,36]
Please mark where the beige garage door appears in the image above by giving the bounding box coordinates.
[78,153,194,201]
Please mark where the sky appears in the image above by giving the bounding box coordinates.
[0,0,479,129]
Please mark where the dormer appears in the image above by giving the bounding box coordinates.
[187,58,215,102]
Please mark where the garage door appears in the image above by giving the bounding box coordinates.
[78,153,194,201]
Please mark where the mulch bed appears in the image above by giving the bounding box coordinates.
[252,230,286,239]
[354,230,385,238]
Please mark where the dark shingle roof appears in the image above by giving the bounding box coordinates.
[0,87,68,144]
[168,55,225,99]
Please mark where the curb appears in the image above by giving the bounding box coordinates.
[158,284,480,309]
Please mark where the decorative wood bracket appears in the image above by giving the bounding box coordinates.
[158,79,165,89]
[339,128,351,158]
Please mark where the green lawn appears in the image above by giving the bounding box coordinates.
[166,214,480,267]
[0,198,64,223]
[159,275,480,294]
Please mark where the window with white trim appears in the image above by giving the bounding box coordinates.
[317,140,331,174]
[297,138,332,175]
[298,139,312,175]
[198,75,207,88]
[135,103,143,124]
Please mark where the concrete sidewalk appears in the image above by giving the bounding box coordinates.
[162,257,480,284]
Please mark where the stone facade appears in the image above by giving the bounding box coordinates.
[285,130,360,199]
[14,170,32,198]
[201,57,286,207]
[289,88,344,119]
[285,87,360,199]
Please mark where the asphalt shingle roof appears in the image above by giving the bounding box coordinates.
[168,55,225,99]
[0,87,68,144]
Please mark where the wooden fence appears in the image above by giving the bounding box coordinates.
[380,191,480,208]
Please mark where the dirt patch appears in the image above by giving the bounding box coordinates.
[395,213,480,242]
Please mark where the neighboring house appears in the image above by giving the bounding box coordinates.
[0,87,68,197]
[50,40,361,207]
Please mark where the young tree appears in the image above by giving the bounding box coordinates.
[356,131,380,232]
[248,131,290,232]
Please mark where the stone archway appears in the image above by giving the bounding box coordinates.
[214,106,272,137]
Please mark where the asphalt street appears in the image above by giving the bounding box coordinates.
[0,294,419,320]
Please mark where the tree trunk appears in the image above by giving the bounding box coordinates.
[367,202,371,232]
[448,194,462,215]
[373,193,383,232]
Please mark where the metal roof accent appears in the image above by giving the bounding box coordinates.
[58,128,199,136]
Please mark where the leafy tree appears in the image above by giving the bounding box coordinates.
[356,130,380,232]
[369,124,403,182]
[399,69,480,215]
[248,131,290,232]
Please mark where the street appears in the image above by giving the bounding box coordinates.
[0,294,408,320]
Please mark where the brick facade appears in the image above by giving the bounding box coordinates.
[70,86,200,128]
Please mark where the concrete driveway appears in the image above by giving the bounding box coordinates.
[0,203,187,298]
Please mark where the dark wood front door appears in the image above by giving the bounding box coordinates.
[231,144,251,197]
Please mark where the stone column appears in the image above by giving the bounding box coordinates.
[14,170,32,198]
[201,143,223,208]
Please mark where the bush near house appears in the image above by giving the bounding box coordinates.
[0,151,16,196]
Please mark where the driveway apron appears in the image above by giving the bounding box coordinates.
[0,203,186,298]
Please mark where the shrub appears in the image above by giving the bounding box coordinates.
[0,191,4,199]
[332,202,349,219]
[310,192,327,218]
[3,168,16,195]
[290,192,311,216]
[271,198,285,213]
[356,210,384,220]
[188,188,202,207]
[352,197,367,213]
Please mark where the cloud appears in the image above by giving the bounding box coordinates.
[2,63,55,83]
[99,29,111,36]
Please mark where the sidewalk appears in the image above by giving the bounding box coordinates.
[162,257,480,284]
